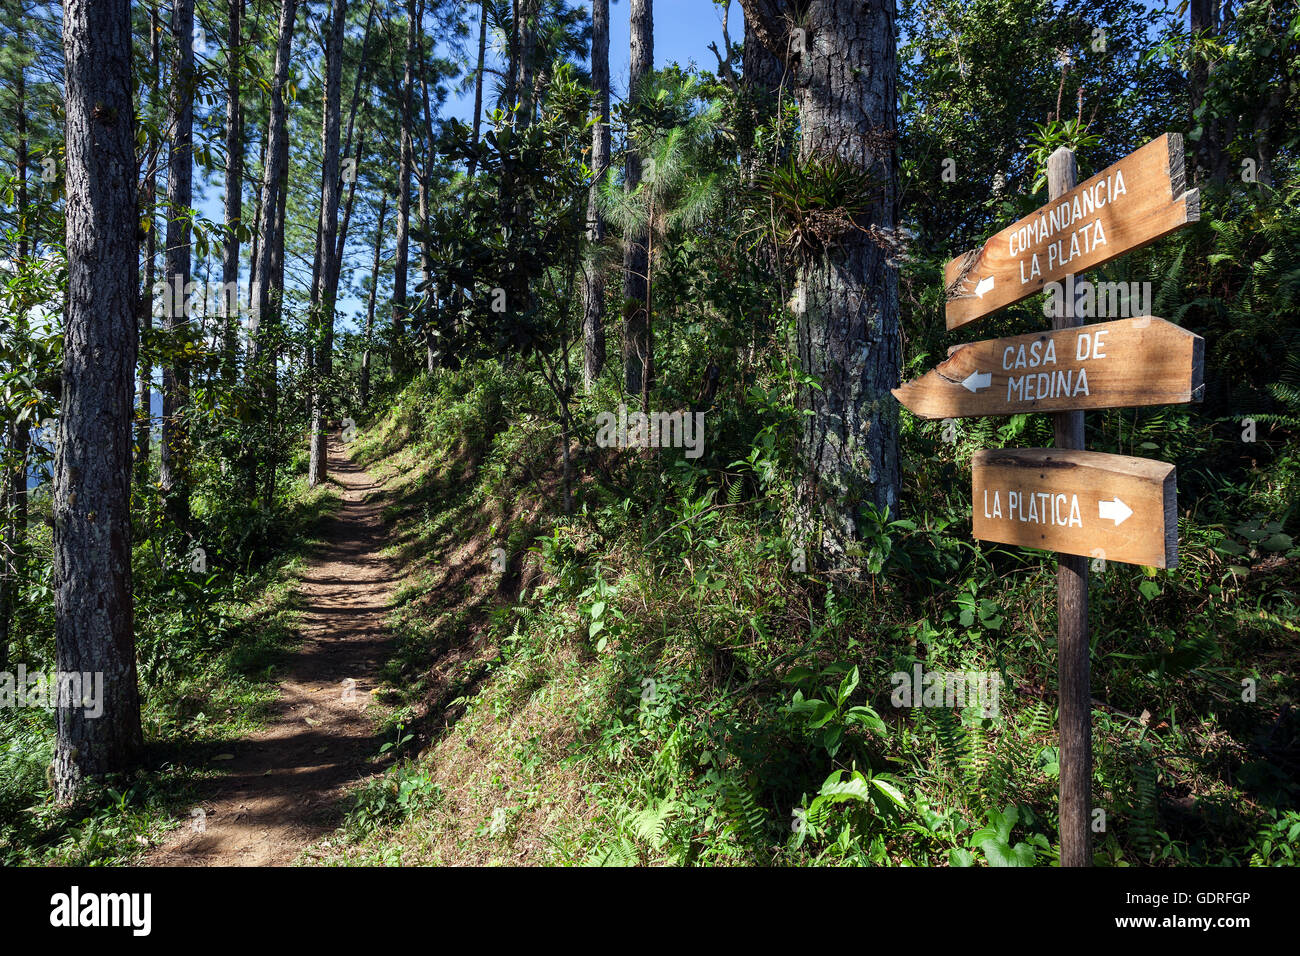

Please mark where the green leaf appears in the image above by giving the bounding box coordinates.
[1261,533,1292,552]
[871,777,907,809]
[846,705,887,734]
[816,769,872,803]
[837,666,860,707]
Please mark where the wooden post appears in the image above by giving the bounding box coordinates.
[1047,146,1091,866]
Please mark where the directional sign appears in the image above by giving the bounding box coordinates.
[944,134,1200,329]
[972,448,1177,568]
[892,316,1204,419]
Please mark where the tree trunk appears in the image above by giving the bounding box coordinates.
[392,0,416,374]
[417,2,437,374]
[54,0,145,802]
[249,0,296,506]
[137,8,160,489]
[309,0,348,487]
[467,0,488,177]
[505,0,519,112]
[581,0,609,390]
[335,130,364,277]
[361,192,387,409]
[248,113,268,321]
[1189,0,1227,184]
[2,41,33,670]
[622,0,652,397]
[518,0,537,127]
[741,0,900,564]
[265,122,290,505]
[250,0,298,369]
[14,43,28,264]
[222,0,244,384]
[161,0,195,531]
[332,0,376,279]
[0,437,12,675]
[741,8,784,181]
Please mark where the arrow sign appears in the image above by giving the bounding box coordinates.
[972,448,1177,568]
[944,134,1199,330]
[892,316,1204,420]
[1098,497,1133,525]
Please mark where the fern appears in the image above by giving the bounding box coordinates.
[720,777,767,850]
[624,799,678,852]
[582,837,638,867]
[1128,755,1160,863]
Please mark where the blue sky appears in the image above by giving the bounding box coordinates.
[188,0,745,337]
[437,0,744,120]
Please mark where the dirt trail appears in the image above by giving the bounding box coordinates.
[148,439,397,866]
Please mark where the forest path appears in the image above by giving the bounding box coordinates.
[147,438,397,866]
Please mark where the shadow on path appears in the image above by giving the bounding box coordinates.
[147,438,398,866]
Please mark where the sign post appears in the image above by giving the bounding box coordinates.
[1047,146,1093,869]
[893,317,1204,419]
[892,134,1202,866]
[944,134,1200,330]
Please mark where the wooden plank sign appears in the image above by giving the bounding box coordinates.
[944,134,1200,330]
[893,316,1204,419]
[972,448,1178,568]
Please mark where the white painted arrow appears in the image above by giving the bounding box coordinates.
[974,275,995,298]
[1098,497,1133,526]
[961,371,992,392]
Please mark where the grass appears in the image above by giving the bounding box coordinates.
[309,361,1300,867]
[0,472,343,865]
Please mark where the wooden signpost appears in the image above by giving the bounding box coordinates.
[971,449,1178,569]
[943,134,1200,330]
[896,134,1203,866]
[893,317,1204,419]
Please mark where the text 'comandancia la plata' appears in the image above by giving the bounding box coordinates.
[1010,168,1127,284]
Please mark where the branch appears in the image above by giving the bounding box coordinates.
[736,0,792,66]
[709,0,738,90]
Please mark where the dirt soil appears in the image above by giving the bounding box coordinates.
[147,439,397,866]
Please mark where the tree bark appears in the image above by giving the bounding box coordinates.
[161,0,195,531]
[740,0,900,563]
[581,0,609,390]
[467,0,488,177]
[518,0,538,127]
[221,0,245,384]
[416,0,437,373]
[361,191,387,409]
[136,7,160,489]
[392,0,416,374]
[250,0,298,370]
[622,0,652,397]
[741,3,784,181]
[309,0,348,487]
[332,0,376,280]
[248,0,296,506]
[248,112,268,321]
[265,117,290,505]
[54,0,145,801]
[505,0,519,112]
[2,39,33,670]
[1189,0,1228,184]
